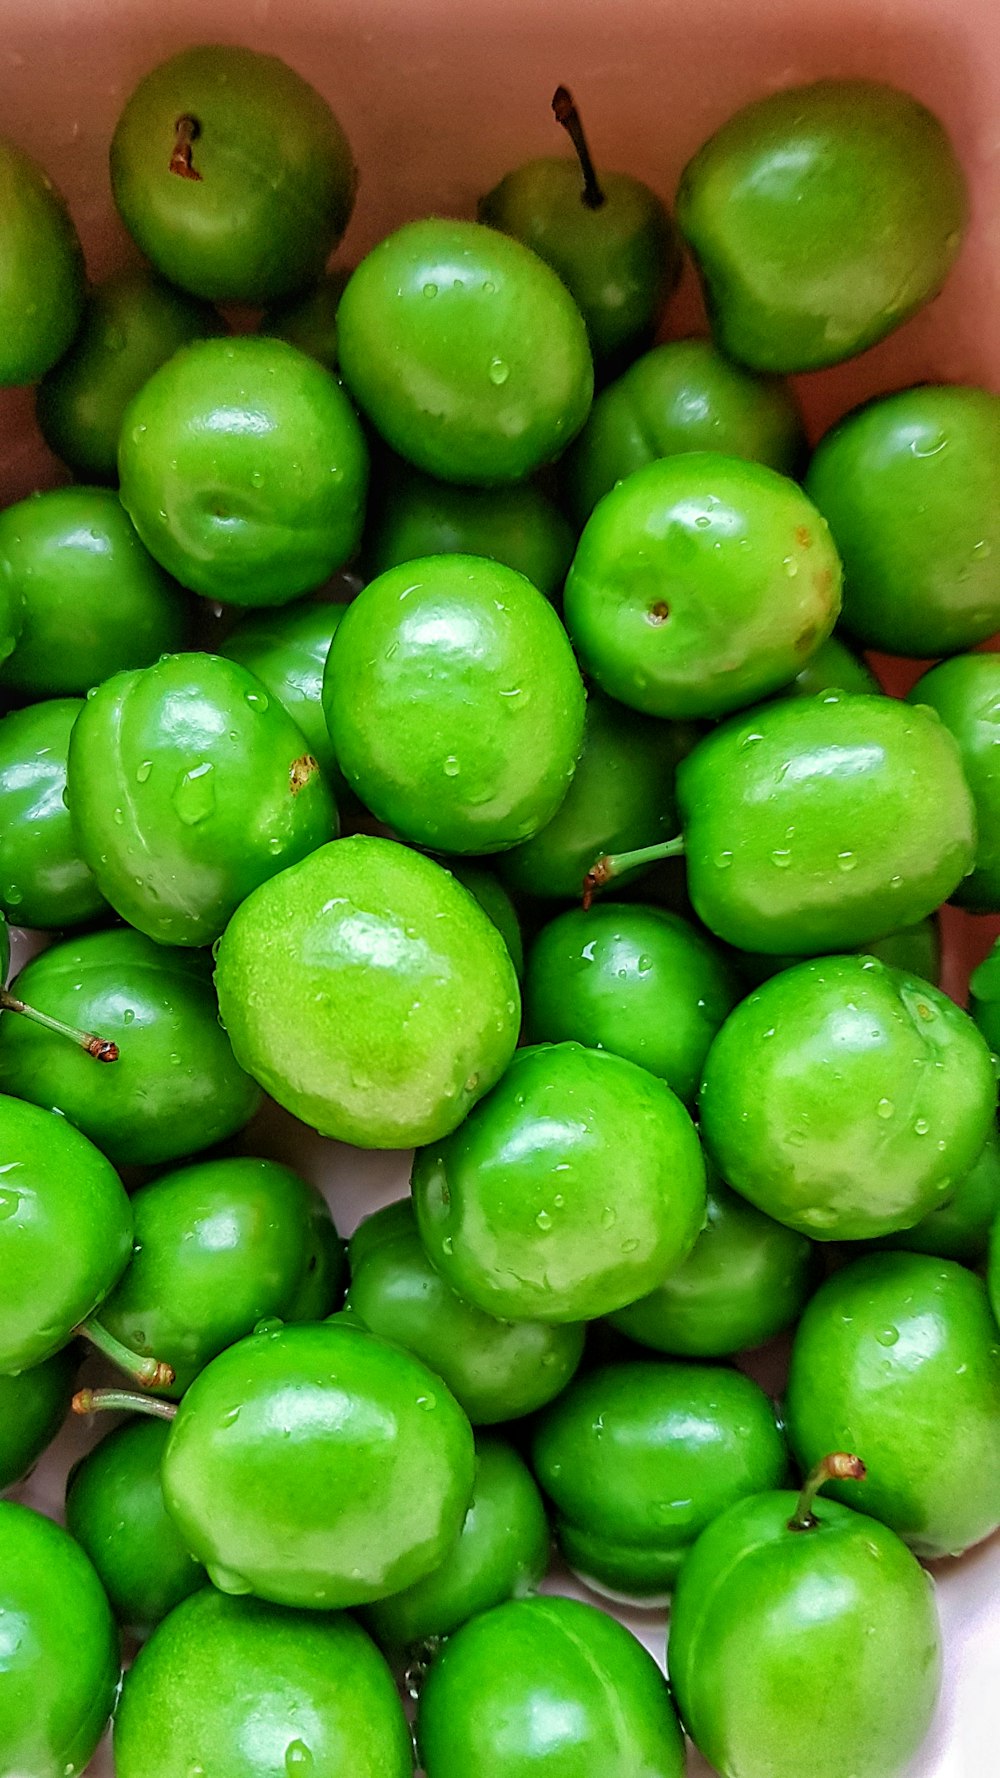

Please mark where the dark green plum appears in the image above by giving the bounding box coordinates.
[0,700,106,929]
[367,461,575,601]
[778,632,879,699]
[970,939,1000,1054]
[0,136,85,386]
[220,600,347,781]
[909,653,1000,910]
[734,917,941,990]
[0,1349,76,1489]
[259,269,348,370]
[448,864,524,978]
[874,1125,1000,1265]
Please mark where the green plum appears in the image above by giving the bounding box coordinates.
[699,956,996,1240]
[215,836,520,1146]
[413,1041,706,1323]
[608,1179,816,1356]
[0,486,188,695]
[874,1125,1000,1265]
[532,1359,786,1600]
[36,267,224,482]
[677,79,967,371]
[447,864,524,978]
[0,136,85,385]
[66,1418,206,1634]
[735,917,941,990]
[118,337,369,606]
[0,929,261,1165]
[259,269,348,370]
[969,939,1000,1054]
[806,386,1000,655]
[417,1594,685,1778]
[668,1460,942,1778]
[786,1254,1000,1557]
[110,44,356,303]
[0,1502,119,1778]
[564,453,842,720]
[563,338,804,524]
[0,700,106,928]
[989,1215,1000,1328]
[346,1199,584,1424]
[362,1435,551,1656]
[0,1349,76,1489]
[909,654,1000,910]
[0,1095,132,1374]
[68,651,336,947]
[324,555,585,853]
[779,632,879,699]
[219,599,347,781]
[338,218,593,485]
[284,1191,347,1324]
[114,1587,412,1778]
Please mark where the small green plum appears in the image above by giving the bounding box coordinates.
[969,939,1000,1054]
[0,136,85,385]
[909,653,1000,910]
[0,700,106,929]
[778,632,879,700]
[0,1349,76,1489]
[447,864,524,978]
[259,269,348,370]
[220,599,347,783]
[875,1125,1000,1265]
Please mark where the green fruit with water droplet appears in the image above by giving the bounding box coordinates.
[874,1123,1000,1265]
[219,599,348,783]
[777,632,879,701]
[908,652,1000,911]
[447,863,524,978]
[0,700,107,928]
[0,1347,76,1489]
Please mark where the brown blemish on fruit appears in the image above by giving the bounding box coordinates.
[795,525,812,548]
[170,115,203,181]
[290,755,319,795]
[815,568,834,597]
[794,622,821,655]
[647,601,670,625]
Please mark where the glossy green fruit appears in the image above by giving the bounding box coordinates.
[66,1418,206,1634]
[874,1125,1000,1265]
[110,45,356,304]
[969,939,1000,1053]
[0,1349,76,1489]
[805,386,1000,655]
[909,654,1000,910]
[0,486,187,695]
[786,1253,1000,1557]
[215,836,520,1146]
[564,453,841,720]
[668,1484,942,1778]
[0,137,85,385]
[676,693,976,953]
[413,1041,706,1323]
[533,1359,785,1599]
[0,700,106,928]
[448,864,524,978]
[367,461,575,601]
[118,337,369,606]
[162,1319,475,1608]
[346,1199,584,1424]
[0,929,261,1165]
[93,1157,339,1397]
[259,269,348,370]
[417,1594,685,1778]
[338,219,593,485]
[220,599,347,781]
[735,917,941,990]
[677,79,966,371]
[0,1096,132,1374]
[324,555,585,853]
[68,651,336,947]
[114,1587,412,1778]
[0,1502,119,1778]
[524,903,737,1104]
[36,267,224,482]
[779,632,879,699]
[362,1435,550,1655]
[700,957,996,1240]
[284,1192,348,1323]
[608,1179,815,1356]
[564,338,804,523]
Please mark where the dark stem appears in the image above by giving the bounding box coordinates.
[0,987,119,1062]
[582,834,686,909]
[552,85,605,209]
[73,1386,177,1422]
[76,1320,175,1391]
[170,114,203,181]
[789,1452,867,1531]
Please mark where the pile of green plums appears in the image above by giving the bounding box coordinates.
[2,36,999,1778]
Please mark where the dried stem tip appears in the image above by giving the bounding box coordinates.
[170,115,203,181]
[552,85,605,209]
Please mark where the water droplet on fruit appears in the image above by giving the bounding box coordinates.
[122,1009,135,1026]
[422,282,438,298]
[442,1237,454,1256]
[0,1189,21,1221]
[910,432,948,458]
[783,555,799,577]
[876,1326,899,1347]
[877,1098,894,1119]
[416,1393,437,1411]
[244,688,269,712]
[136,760,152,783]
[285,1744,314,1775]
[208,1565,252,1594]
[173,762,216,826]
[536,1210,553,1230]
[601,1207,617,1230]
[186,1765,206,1778]
[771,849,792,868]
[443,756,460,777]
[836,851,857,872]
[113,806,124,825]
[714,850,733,870]
[914,1118,930,1135]
[4,886,21,907]
[694,513,711,530]
[622,1238,640,1254]
[488,359,510,386]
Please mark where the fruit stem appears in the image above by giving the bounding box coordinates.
[789,1452,867,1531]
[582,834,686,909]
[170,114,203,181]
[552,85,605,210]
[73,1387,178,1422]
[0,987,119,1062]
[76,1320,175,1391]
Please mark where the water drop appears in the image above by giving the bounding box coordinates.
[836,851,857,872]
[783,555,799,577]
[244,688,269,712]
[208,1564,252,1594]
[443,756,460,777]
[285,1744,314,1775]
[416,1393,437,1411]
[113,806,124,826]
[771,848,792,868]
[442,1236,454,1256]
[122,1009,135,1026]
[488,358,510,386]
[136,759,152,783]
[173,762,216,826]
[714,850,733,870]
[914,1118,930,1136]
[910,432,948,458]
[876,1326,899,1348]
[877,1098,894,1120]
[4,886,22,907]
[536,1210,553,1230]
[0,1189,21,1221]
[601,1207,617,1230]
[621,1238,640,1254]
[422,282,438,298]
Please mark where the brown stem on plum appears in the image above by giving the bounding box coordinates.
[552,86,605,210]
[582,833,686,910]
[170,115,203,181]
[76,1319,175,1391]
[73,1387,178,1421]
[789,1452,867,1531]
[0,987,119,1062]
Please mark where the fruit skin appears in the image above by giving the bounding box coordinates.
[608,1179,815,1356]
[162,1319,476,1610]
[778,632,879,700]
[0,1095,133,1375]
[118,336,369,607]
[94,1157,338,1397]
[36,267,224,482]
[447,864,524,978]
[412,1041,706,1324]
[114,1586,413,1778]
[564,453,841,721]
[563,337,804,524]
[361,1435,551,1655]
[531,1359,787,1599]
[110,44,356,304]
[346,1199,584,1424]
[68,651,337,948]
[0,1348,76,1489]
[259,268,347,370]
[872,1124,1000,1265]
[734,916,941,990]
[0,929,261,1165]
[220,599,347,781]
[0,136,85,386]
[667,1488,942,1778]
[0,1501,120,1778]
[677,78,967,372]
[786,1253,1000,1558]
[65,1418,207,1635]
[338,218,593,486]
[417,1593,685,1778]
[909,654,1000,910]
[676,692,976,954]
[0,486,187,695]
[970,939,1000,1053]
[699,957,996,1241]
[805,386,1000,656]
[0,700,106,928]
